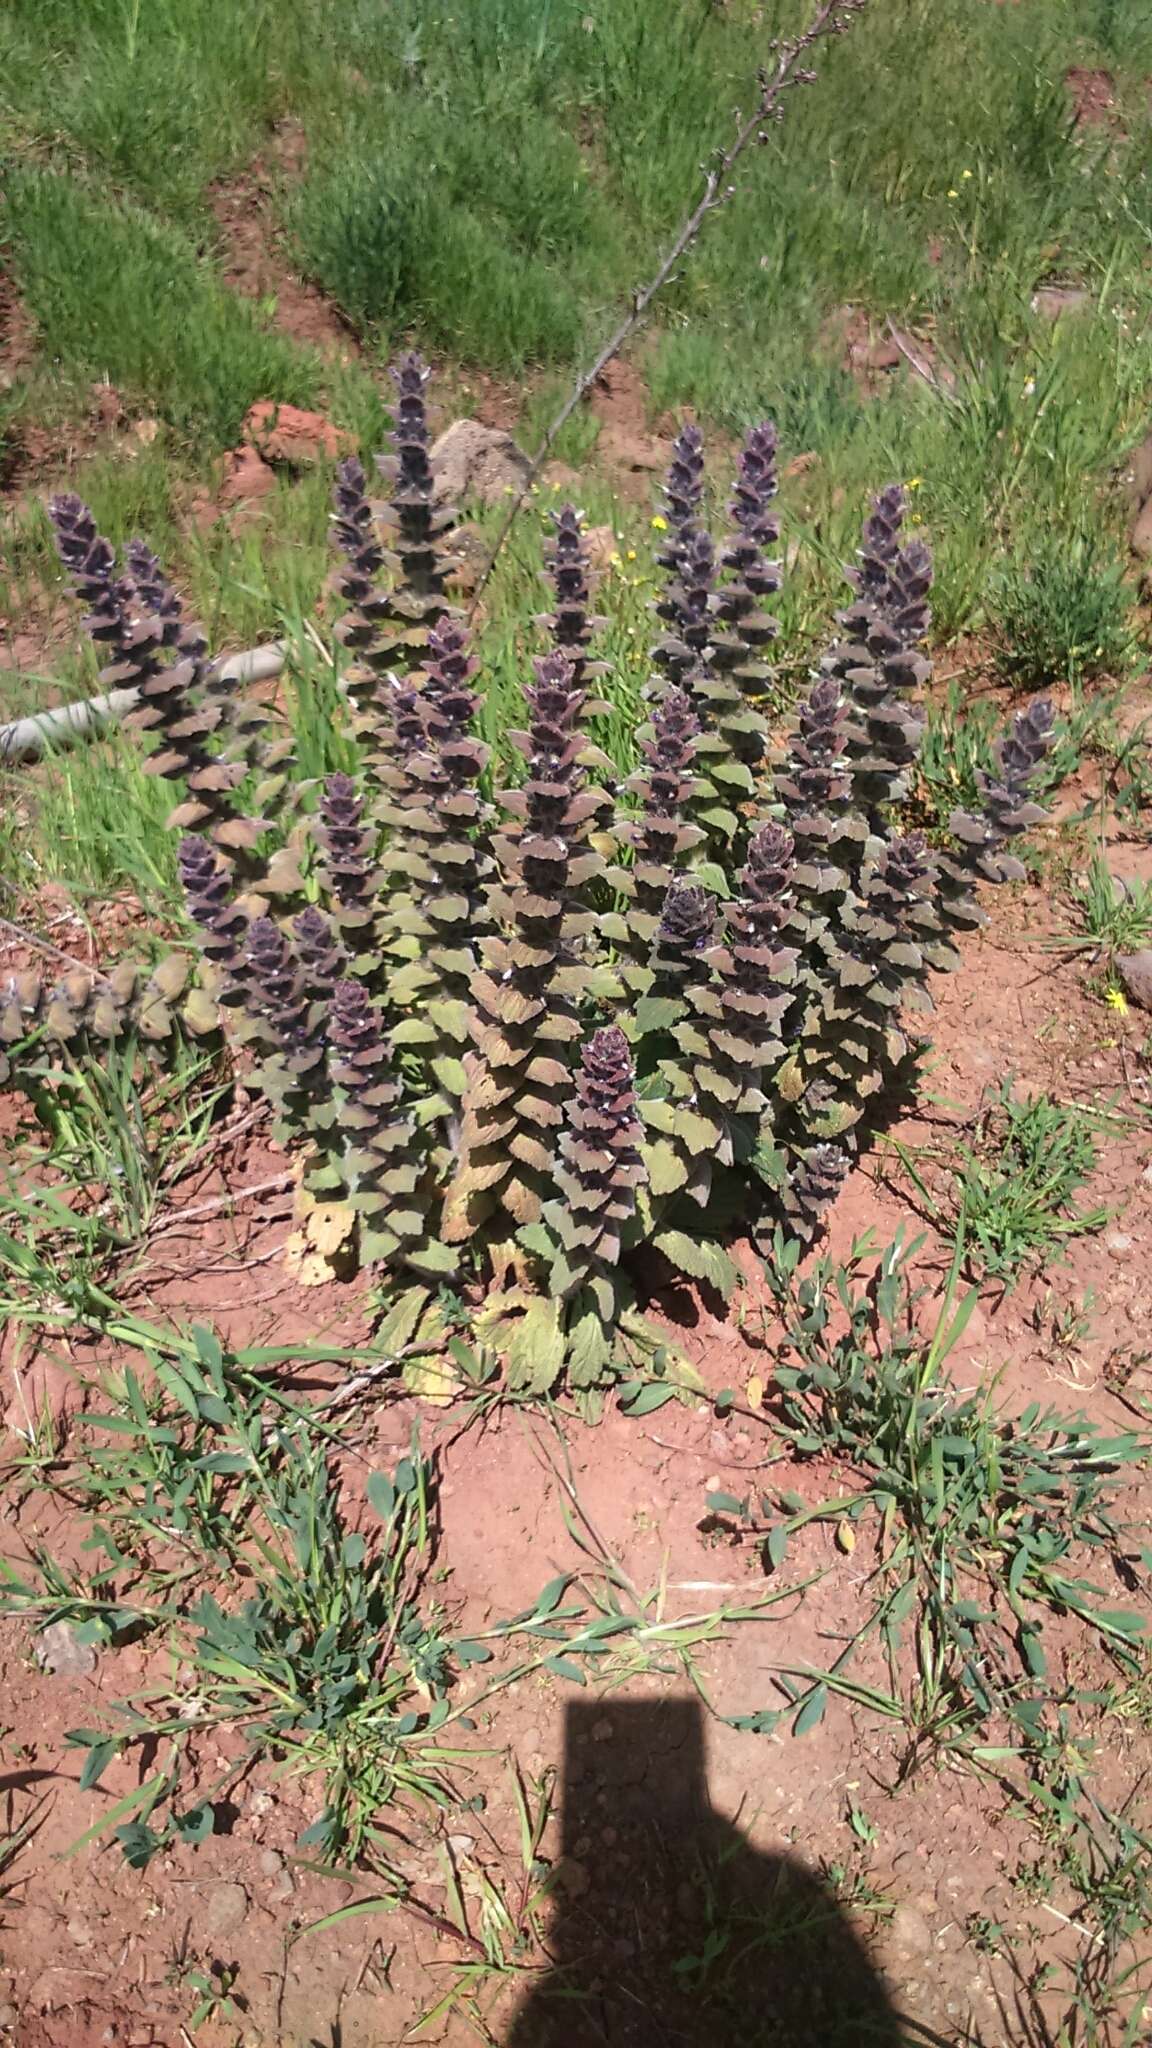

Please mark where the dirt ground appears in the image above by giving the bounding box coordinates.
[2,801,1151,2046]
[1,111,1150,2040]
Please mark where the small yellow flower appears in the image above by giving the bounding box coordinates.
[1105,985,1129,1016]
[961,168,973,180]
[906,477,924,491]
[626,548,637,561]
[947,188,959,199]
[651,514,668,531]
[608,550,622,568]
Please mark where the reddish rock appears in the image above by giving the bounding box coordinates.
[221,443,276,507]
[243,400,353,467]
[190,445,276,530]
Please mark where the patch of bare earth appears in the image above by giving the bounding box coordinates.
[2,859,1151,2044]
[208,122,359,361]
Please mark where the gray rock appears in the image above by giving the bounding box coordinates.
[1131,497,1152,566]
[203,1881,248,1940]
[1119,950,1152,1010]
[1119,430,1152,514]
[1031,286,1091,320]
[430,419,532,510]
[34,1620,97,1678]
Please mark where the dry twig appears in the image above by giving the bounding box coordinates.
[469,0,868,608]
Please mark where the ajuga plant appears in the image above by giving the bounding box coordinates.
[13,358,1058,1405]
[329,354,457,789]
[538,503,607,690]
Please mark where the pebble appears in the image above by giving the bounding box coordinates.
[34,1620,97,1679]
[1107,1232,1134,1258]
[67,1915,94,1947]
[258,1849,284,1878]
[203,1881,249,1939]
[0,2006,16,2030]
[591,1717,613,1742]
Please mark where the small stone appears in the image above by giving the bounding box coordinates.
[203,1881,248,1939]
[555,1857,589,1897]
[1107,1232,1134,1258]
[0,2004,18,2028]
[1031,286,1090,321]
[34,1620,97,1679]
[447,1833,476,1858]
[1118,951,1152,1009]
[66,1915,94,1947]
[243,401,353,467]
[591,1716,613,1742]
[258,1850,284,1878]
[430,418,532,509]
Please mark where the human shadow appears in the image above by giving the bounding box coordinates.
[506,1697,918,2048]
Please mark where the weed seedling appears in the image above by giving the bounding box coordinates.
[1065,854,1152,966]
[900,1082,1106,1286]
[712,1229,1146,1756]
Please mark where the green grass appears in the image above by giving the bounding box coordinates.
[1066,852,1152,962]
[991,530,1140,691]
[715,1227,1147,1758]
[898,1082,1107,1285]
[4,170,321,448]
[0,0,1148,641]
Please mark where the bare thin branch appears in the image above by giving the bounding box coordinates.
[468,0,867,610]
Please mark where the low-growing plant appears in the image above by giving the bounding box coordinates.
[1065,852,1152,965]
[991,530,1138,693]
[710,1230,1146,1751]
[0,1317,797,1864]
[3,354,1058,1403]
[899,1081,1107,1286]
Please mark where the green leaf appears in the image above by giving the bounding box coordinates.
[698,804,739,836]
[645,1138,688,1198]
[705,1490,745,1516]
[766,1525,790,1570]
[694,862,731,899]
[533,1575,573,1618]
[430,1055,468,1096]
[404,1239,459,1278]
[619,1382,677,1415]
[192,1326,223,1373]
[505,1298,566,1395]
[568,1295,611,1388]
[454,1639,493,1666]
[116,1820,162,1870]
[544,1656,588,1684]
[672,1107,722,1152]
[174,1803,215,1845]
[79,1738,120,1792]
[517,1221,556,1260]
[366,1471,396,1522]
[653,1230,738,1301]
[793,1685,828,1737]
[1021,1630,1047,1679]
[390,1017,437,1046]
[635,996,685,1036]
[376,1285,431,1354]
